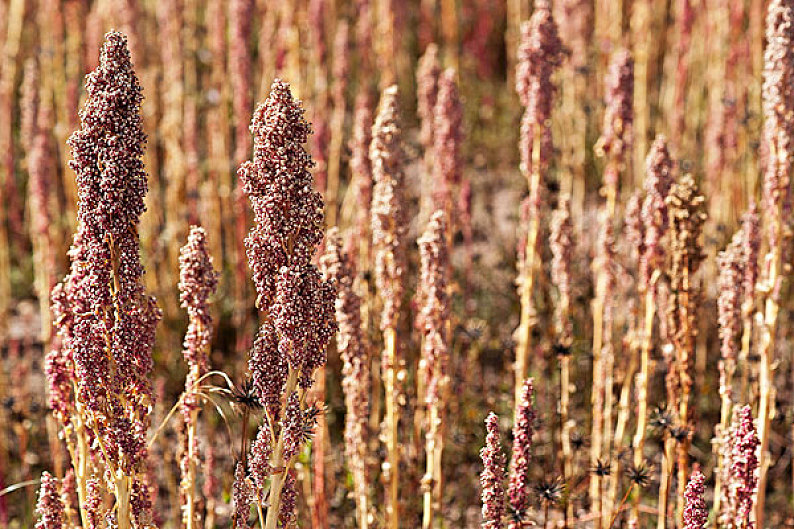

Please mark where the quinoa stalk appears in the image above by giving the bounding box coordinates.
[632,283,656,518]
[656,435,674,529]
[516,135,541,409]
[264,368,299,529]
[115,476,131,529]
[607,341,639,509]
[513,9,563,412]
[515,135,540,402]
[590,269,606,514]
[755,0,794,519]
[384,327,400,529]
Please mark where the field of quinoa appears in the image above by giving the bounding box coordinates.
[3,0,794,527]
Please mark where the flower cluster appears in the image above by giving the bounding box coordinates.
[417,211,451,401]
[639,135,674,291]
[516,2,564,175]
[433,69,463,209]
[665,174,706,421]
[417,44,442,151]
[507,379,536,528]
[249,322,287,419]
[370,85,407,332]
[319,228,370,509]
[480,412,506,529]
[179,226,219,411]
[241,79,336,388]
[761,0,794,248]
[35,472,64,529]
[624,190,644,261]
[239,79,325,309]
[272,265,337,387]
[350,92,375,249]
[683,470,708,529]
[232,461,252,529]
[717,230,743,398]
[741,203,760,308]
[726,405,759,527]
[598,49,634,165]
[240,79,337,525]
[550,197,574,322]
[55,31,161,485]
[249,424,274,499]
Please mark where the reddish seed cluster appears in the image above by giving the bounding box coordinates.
[726,405,759,527]
[761,0,794,241]
[249,321,287,419]
[241,79,336,394]
[57,30,161,475]
[248,424,274,500]
[741,203,760,306]
[417,44,442,151]
[35,472,64,529]
[239,79,325,309]
[683,470,708,529]
[598,49,634,171]
[349,92,375,248]
[601,50,634,154]
[417,211,450,405]
[232,461,252,529]
[272,265,336,387]
[717,231,742,392]
[624,190,644,261]
[480,412,506,529]
[639,135,674,291]
[507,379,536,527]
[238,81,337,525]
[516,3,564,175]
[433,69,464,210]
[282,392,305,460]
[550,197,574,342]
[179,226,219,411]
[319,228,370,493]
[45,281,76,425]
[84,478,103,529]
[20,59,40,156]
[370,85,407,332]
[279,471,298,527]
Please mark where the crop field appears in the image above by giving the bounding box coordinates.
[1,0,793,528]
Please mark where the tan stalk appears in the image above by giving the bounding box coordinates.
[589,287,605,520]
[607,340,639,507]
[756,138,785,529]
[384,327,400,529]
[515,135,542,409]
[264,369,300,529]
[631,278,657,520]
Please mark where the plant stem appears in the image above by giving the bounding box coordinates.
[515,135,541,411]
[184,407,199,529]
[116,475,131,529]
[607,483,635,529]
[656,436,674,529]
[264,369,299,529]
[632,285,655,520]
[560,354,573,526]
[608,341,638,510]
[384,326,400,529]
